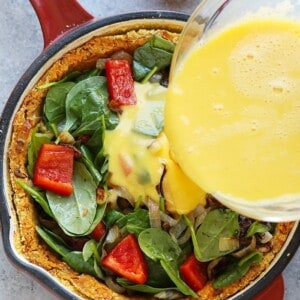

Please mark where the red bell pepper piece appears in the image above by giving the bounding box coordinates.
[180,254,207,292]
[91,221,106,242]
[105,60,137,110]
[101,234,148,284]
[33,144,74,196]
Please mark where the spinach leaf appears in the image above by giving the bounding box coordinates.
[133,98,165,137]
[160,260,198,298]
[85,117,105,156]
[98,155,109,180]
[75,69,100,82]
[83,203,107,236]
[35,226,70,257]
[83,240,95,262]
[63,251,100,278]
[133,35,174,71]
[64,76,118,132]
[138,228,181,262]
[93,256,104,279]
[80,145,102,184]
[72,116,103,137]
[83,239,100,262]
[44,82,76,125]
[195,209,240,261]
[116,278,176,294]
[17,180,53,218]
[82,238,104,279]
[149,35,175,53]
[38,71,81,89]
[47,162,97,236]
[27,125,52,177]
[183,215,202,261]
[141,66,158,84]
[37,226,104,279]
[213,251,263,288]
[139,228,196,297]
[116,208,150,235]
[133,60,151,81]
[134,44,173,71]
[145,257,174,288]
[246,221,269,238]
[104,209,125,227]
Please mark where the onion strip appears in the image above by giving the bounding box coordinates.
[105,276,126,294]
[148,198,161,228]
[232,236,256,258]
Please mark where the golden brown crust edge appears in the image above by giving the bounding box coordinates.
[7,26,295,300]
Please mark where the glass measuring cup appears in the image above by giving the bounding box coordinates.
[166,0,300,222]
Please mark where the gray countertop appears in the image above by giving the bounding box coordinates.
[0,1,299,299]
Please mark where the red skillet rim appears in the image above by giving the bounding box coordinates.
[0,10,299,300]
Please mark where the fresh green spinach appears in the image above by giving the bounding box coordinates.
[74,69,100,82]
[36,226,104,279]
[80,145,102,184]
[160,259,198,298]
[183,215,202,261]
[83,239,101,263]
[104,209,125,227]
[150,34,175,52]
[93,256,104,279]
[82,239,96,262]
[27,125,52,177]
[83,203,107,236]
[38,71,81,89]
[139,228,181,262]
[72,116,103,137]
[133,97,165,137]
[47,162,97,236]
[138,228,197,297]
[17,180,53,218]
[63,251,101,278]
[85,117,106,156]
[145,256,175,288]
[213,251,263,288]
[133,60,151,81]
[116,278,176,294]
[36,226,70,256]
[195,209,240,261]
[64,76,118,132]
[134,44,172,74]
[246,221,269,238]
[44,82,76,125]
[134,35,174,71]
[133,35,175,82]
[116,208,150,235]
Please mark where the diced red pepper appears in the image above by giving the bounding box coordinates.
[180,254,207,292]
[105,60,137,110]
[101,234,148,284]
[118,153,133,176]
[33,144,74,196]
[91,221,106,242]
[96,188,106,203]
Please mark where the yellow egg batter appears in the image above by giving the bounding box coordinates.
[165,17,300,202]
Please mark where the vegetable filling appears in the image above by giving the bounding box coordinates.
[18,35,276,299]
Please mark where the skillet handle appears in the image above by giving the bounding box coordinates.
[29,0,94,49]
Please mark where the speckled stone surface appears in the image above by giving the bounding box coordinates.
[0,1,299,299]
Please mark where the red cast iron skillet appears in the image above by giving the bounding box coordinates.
[0,1,299,299]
